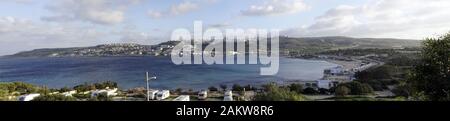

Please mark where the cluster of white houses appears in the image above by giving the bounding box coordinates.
[299,66,355,90]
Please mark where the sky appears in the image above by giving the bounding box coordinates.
[1,0,450,55]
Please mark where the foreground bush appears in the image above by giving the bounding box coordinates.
[254,83,306,101]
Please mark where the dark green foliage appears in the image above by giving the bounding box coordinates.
[409,33,450,101]
[73,81,118,92]
[303,87,319,95]
[220,84,227,91]
[232,84,244,91]
[288,83,304,94]
[254,83,306,101]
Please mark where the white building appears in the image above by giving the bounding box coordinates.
[173,95,190,101]
[316,80,335,89]
[301,80,337,89]
[18,94,41,101]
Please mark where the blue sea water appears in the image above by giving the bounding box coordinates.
[0,56,337,90]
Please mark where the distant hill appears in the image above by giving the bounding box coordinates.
[279,36,420,53]
[7,36,421,57]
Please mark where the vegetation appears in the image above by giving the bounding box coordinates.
[232,84,244,91]
[337,82,374,95]
[302,87,319,95]
[287,83,304,94]
[253,83,306,101]
[0,82,50,100]
[32,94,77,101]
[73,81,118,92]
[208,86,218,91]
[335,85,350,97]
[89,93,113,101]
[408,33,450,101]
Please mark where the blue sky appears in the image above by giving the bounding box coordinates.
[1,0,450,55]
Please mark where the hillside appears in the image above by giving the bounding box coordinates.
[279,36,420,54]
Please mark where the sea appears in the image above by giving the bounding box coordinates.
[0,56,337,90]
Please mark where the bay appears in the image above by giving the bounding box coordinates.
[0,56,337,90]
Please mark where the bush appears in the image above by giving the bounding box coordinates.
[254,83,306,101]
[344,82,374,95]
[288,84,304,94]
[335,85,350,97]
[73,81,118,92]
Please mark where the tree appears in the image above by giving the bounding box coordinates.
[208,86,218,91]
[409,33,450,101]
[335,85,350,97]
[220,84,227,91]
[232,84,244,91]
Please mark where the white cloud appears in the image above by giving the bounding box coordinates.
[148,1,203,19]
[283,0,450,39]
[241,0,309,16]
[41,0,141,25]
[1,0,35,4]
[111,25,161,44]
[0,16,107,55]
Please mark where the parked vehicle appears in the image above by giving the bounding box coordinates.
[156,90,170,100]
[148,90,159,100]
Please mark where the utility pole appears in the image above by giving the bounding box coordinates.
[146,72,156,101]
